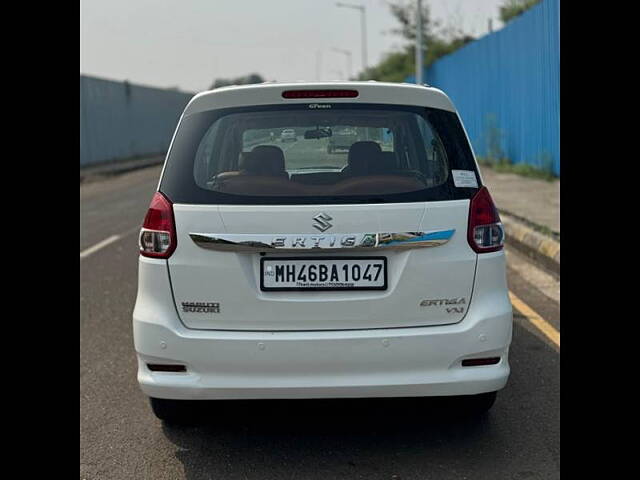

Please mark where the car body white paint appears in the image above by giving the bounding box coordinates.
[133,81,512,400]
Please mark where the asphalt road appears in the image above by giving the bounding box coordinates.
[80,156,560,480]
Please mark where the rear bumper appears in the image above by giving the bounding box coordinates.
[133,254,512,400]
[135,311,511,400]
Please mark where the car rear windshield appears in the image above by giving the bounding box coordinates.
[160,103,481,205]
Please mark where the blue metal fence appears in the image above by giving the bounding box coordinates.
[80,75,194,166]
[407,0,559,176]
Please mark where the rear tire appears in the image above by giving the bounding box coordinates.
[149,397,198,426]
[461,391,497,415]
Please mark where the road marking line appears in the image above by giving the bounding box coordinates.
[80,226,142,260]
[509,291,560,347]
[281,141,299,152]
[80,234,122,259]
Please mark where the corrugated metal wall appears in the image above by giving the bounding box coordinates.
[408,0,559,176]
[80,75,194,166]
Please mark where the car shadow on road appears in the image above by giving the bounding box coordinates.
[161,397,499,480]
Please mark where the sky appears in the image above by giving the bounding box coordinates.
[80,0,505,93]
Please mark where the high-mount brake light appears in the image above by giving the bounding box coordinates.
[467,186,504,253]
[282,89,359,99]
[139,192,177,258]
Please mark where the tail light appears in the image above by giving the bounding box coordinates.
[139,192,177,258]
[468,186,504,253]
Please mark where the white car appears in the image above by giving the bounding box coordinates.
[280,128,296,142]
[134,82,512,424]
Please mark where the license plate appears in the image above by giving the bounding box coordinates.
[260,256,387,291]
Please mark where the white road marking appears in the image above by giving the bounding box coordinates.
[279,140,300,152]
[80,235,122,259]
[80,226,141,260]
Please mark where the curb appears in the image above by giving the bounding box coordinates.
[501,213,560,276]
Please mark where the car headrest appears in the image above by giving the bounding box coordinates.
[347,141,386,175]
[242,145,287,176]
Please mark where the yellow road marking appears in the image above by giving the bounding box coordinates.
[509,291,560,347]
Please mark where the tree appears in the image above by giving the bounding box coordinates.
[358,1,474,82]
[387,0,434,45]
[499,0,541,24]
[359,50,416,83]
[210,73,265,90]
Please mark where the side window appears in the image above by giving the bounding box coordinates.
[194,121,221,182]
[381,128,394,152]
[415,116,448,185]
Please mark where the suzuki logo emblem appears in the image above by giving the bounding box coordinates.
[312,213,333,232]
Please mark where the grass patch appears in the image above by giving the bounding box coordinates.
[491,162,557,181]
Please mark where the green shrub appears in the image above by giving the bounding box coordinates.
[500,0,541,24]
[482,114,508,165]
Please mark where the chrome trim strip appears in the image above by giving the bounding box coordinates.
[189,230,455,252]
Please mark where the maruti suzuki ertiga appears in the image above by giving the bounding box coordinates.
[133,82,513,424]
